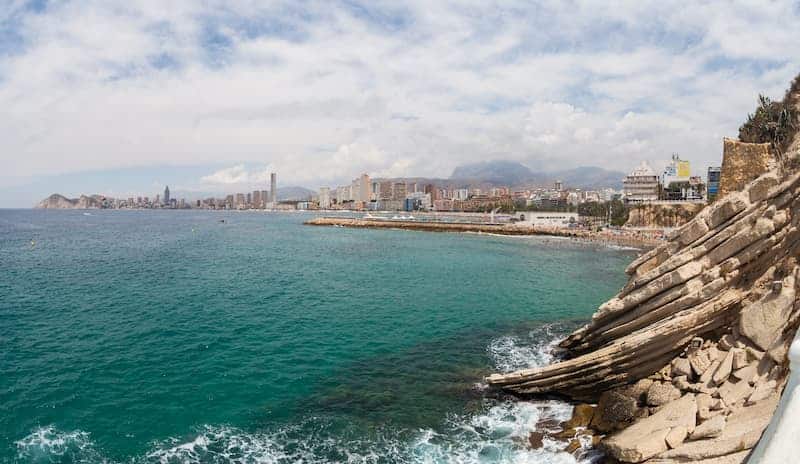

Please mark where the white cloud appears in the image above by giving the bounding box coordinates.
[0,0,799,197]
[200,164,252,184]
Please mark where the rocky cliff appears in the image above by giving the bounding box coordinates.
[625,202,705,229]
[488,80,800,463]
[36,194,105,209]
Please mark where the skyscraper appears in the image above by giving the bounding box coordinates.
[270,172,277,205]
[163,186,170,206]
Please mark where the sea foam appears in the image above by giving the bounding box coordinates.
[14,326,598,464]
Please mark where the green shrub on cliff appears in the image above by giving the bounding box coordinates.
[739,74,800,160]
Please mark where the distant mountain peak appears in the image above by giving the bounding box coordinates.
[450,160,536,185]
[450,159,624,189]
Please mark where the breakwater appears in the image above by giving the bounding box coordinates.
[305,216,662,249]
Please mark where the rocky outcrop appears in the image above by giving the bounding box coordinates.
[625,202,705,229]
[487,103,800,461]
[36,193,106,209]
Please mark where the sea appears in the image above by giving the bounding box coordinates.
[0,209,635,464]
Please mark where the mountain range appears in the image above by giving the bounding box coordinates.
[450,160,625,189]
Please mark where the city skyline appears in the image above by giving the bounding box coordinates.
[2,2,799,208]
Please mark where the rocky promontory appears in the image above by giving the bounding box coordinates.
[488,75,800,463]
[36,193,106,209]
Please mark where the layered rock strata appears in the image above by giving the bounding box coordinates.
[488,143,800,462]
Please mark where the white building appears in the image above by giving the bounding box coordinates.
[623,161,659,203]
[661,153,691,188]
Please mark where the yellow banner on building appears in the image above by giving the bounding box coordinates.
[677,160,690,178]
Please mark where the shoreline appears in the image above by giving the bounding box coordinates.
[304,216,662,250]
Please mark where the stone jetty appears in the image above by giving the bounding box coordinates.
[304,216,662,249]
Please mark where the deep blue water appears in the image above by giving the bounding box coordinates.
[0,210,634,463]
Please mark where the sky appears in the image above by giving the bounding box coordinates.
[1,0,799,207]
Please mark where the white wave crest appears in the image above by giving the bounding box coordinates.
[488,325,562,373]
[15,425,102,462]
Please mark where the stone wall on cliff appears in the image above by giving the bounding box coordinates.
[719,138,774,199]
[625,202,705,229]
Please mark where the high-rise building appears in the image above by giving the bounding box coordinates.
[260,190,268,208]
[555,180,563,191]
[270,172,277,205]
[252,191,261,208]
[392,182,407,201]
[319,187,331,209]
[379,181,393,200]
[163,186,170,206]
[351,173,370,202]
[707,166,721,202]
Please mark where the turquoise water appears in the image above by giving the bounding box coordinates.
[0,210,634,463]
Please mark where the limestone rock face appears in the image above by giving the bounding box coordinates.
[626,203,704,229]
[36,194,78,209]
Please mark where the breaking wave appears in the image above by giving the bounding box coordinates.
[14,326,597,464]
[488,324,564,374]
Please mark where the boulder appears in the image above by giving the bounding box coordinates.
[718,334,737,351]
[550,428,577,440]
[563,404,595,429]
[690,353,712,377]
[528,431,544,449]
[708,346,721,362]
[565,439,582,454]
[672,358,692,378]
[717,380,753,407]
[732,364,757,383]
[592,391,642,432]
[699,360,722,387]
[602,394,697,463]
[746,380,778,405]
[739,279,796,350]
[625,378,655,403]
[690,415,726,440]
[731,349,748,370]
[712,350,734,385]
[673,375,691,390]
[665,426,688,449]
[647,382,682,407]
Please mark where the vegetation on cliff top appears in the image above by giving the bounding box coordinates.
[739,73,800,161]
